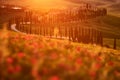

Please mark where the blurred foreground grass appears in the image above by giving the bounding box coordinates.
[0,28,120,80]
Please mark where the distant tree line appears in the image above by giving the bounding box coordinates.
[8,3,107,46]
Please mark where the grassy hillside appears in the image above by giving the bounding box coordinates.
[1,14,120,49]
[99,15,120,38]
[66,0,120,16]
[0,29,120,80]
[84,15,120,39]
[101,15,120,28]
[83,15,120,49]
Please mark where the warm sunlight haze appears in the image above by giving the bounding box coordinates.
[0,0,120,80]
[26,0,78,10]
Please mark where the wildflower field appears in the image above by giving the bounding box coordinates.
[0,29,120,80]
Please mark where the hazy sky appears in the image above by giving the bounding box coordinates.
[1,0,120,15]
[1,0,78,10]
[28,0,78,9]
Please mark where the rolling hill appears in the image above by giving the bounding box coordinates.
[0,0,120,48]
[1,0,120,16]
[66,0,120,16]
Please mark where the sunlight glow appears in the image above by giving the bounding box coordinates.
[12,7,22,10]
[27,0,78,10]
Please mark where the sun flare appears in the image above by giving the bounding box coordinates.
[26,0,77,10]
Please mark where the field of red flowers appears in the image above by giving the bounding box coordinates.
[0,29,120,80]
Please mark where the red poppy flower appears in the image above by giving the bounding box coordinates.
[76,58,82,65]
[96,56,102,62]
[33,43,38,48]
[58,63,66,68]
[89,54,95,59]
[32,69,38,77]
[76,46,81,52]
[17,52,25,58]
[49,75,60,80]
[31,58,37,64]
[94,63,101,69]
[108,61,114,66]
[89,71,96,78]
[50,53,58,60]
[6,57,13,64]
[15,65,21,73]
